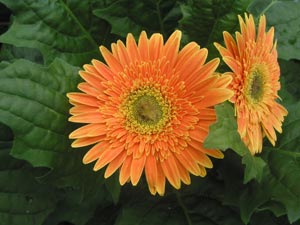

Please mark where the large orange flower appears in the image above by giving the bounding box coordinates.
[214,14,288,154]
[67,30,233,195]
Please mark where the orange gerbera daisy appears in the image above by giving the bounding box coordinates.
[67,30,233,195]
[214,14,288,155]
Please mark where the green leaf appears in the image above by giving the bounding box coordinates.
[204,103,248,155]
[248,0,300,60]
[223,148,300,224]
[0,44,44,64]
[249,211,298,225]
[105,172,121,205]
[0,124,57,225]
[85,205,120,225]
[0,0,116,66]
[242,153,266,183]
[179,0,252,59]
[0,59,116,224]
[277,101,300,152]
[115,185,244,225]
[0,59,79,167]
[261,149,300,223]
[93,0,181,39]
[204,102,266,183]
[278,59,300,104]
[42,183,112,225]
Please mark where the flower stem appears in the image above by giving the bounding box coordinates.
[175,191,192,225]
[156,0,166,37]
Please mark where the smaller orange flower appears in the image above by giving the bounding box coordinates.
[214,13,288,154]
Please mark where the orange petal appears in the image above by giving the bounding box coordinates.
[104,152,127,178]
[130,155,146,186]
[163,30,181,67]
[202,88,233,108]
[126,33,140,62]
[91,59,115,81]
[189,127,208,143]
[119,156,133,185]
[69,112,104,123]
[79,70,105,90]
[69,105,98,115]
[116,40,130,66]
[138,31,149,61]
[223,31,238,57]
[69,123,106,139]
[257,15,266,42]
[188,139,224,158]
[149,33,163,60]
[190,58,220,84]
[173,156,191,185]
[176,42,200,68]
[214,74,233,87]
[83,64,98,74]
[67,93,99,107]
[78,82,101,97]
[178,48,209,85]
[145,154,158,195]
[71,136,103,148]
[83,141,108,164]
[161,154,181,189]
[175,150,201,176]
[99,46,123,74]
[188,148,213,168]
[155,163,166,196]
[93,146,124,171]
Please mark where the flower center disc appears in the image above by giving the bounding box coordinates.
[250,72,263,101]
[122,87,171,135]
[133,95,162,125]
[246,65,266,104]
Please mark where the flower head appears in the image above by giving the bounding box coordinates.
[214,14,288,154]
[67,30,233,195]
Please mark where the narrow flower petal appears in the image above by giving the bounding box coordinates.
[130,155,146,186]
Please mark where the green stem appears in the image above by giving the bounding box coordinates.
[59,0,99,49]
[260,0,277,16]
[175,191,192,225]
[156,0,166,37]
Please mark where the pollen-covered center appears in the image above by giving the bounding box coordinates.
[250,72,263,100]
[133,95,162,124]
[121,87,171,135]
[245,65,267,104]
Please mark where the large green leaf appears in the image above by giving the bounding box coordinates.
[179,0,252,59]
[114,180,244,225]
[277,101,300,152]
[0,59,118,224]
[204,99,300,223]
[248,0,300,60]
[93,0,182,39]
[0,59,79,167]
[0,45,44,64]
[42,183,112,225]
[0,0,117,66]
[259,149,300,223]
[0,123,57,225]
[278,59,300,104]
[218,149,300,224]
[204,102,266,183]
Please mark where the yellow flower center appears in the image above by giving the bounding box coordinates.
[121,86,171,135]
[245,65,266,104]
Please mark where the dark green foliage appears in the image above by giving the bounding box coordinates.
[0,0,300,224]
